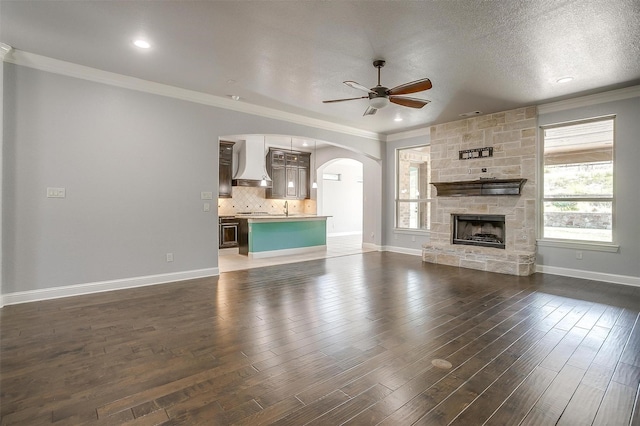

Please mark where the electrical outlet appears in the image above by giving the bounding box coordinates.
[166,253,174,262]
[576,251,583,260]
[203,203,210,212]
[411,236,416,242]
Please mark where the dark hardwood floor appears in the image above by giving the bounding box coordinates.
[1,252,639,425]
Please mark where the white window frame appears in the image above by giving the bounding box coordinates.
[395,144,431,233]
[537,115,619,252]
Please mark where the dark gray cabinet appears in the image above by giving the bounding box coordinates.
[219,141,234,198]
[266,148,310,200]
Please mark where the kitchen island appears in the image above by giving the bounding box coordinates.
[237,215,329,259]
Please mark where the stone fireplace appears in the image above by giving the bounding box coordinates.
[422,106,537,276]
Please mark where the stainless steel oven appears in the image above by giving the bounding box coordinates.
[219,216,239,248]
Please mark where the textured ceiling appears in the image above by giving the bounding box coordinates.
[2,0,639,135]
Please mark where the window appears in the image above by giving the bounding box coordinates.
[322,173,341,181]
[396,145,431,230]
[541,117,614,243]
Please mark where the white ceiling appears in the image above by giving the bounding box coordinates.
[2,1,639,135]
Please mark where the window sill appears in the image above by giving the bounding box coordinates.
[536,239,619,253]
[394,228,430,236]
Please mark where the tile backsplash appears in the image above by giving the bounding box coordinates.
[218,186,316,216]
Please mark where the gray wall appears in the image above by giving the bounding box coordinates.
[2,63,381,294]
[5,61,636,298]
[537,96,640,278]
[382,135,431,252]
[0,47,5,293]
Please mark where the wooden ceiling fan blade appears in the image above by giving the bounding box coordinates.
[387,78,432,96]
[344,81,374,93]
[322,96,368,103]
[363,106,378,116]
[389,96,431,108]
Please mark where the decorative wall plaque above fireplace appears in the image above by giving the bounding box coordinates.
[452,214,506,249]
[459,146,493,160]
[430,178,527,197]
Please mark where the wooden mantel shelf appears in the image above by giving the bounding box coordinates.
[430,178,527,196]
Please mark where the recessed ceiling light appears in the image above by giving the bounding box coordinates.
[133,39,151,49]
[394,117,403,122]
[556,76,574,84]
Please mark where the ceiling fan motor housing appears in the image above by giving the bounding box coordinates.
[370,86,388,98]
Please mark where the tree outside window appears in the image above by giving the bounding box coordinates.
[396,145,431,230]
[541,117,614,243]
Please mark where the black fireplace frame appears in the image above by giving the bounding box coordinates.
[452,214,506,249]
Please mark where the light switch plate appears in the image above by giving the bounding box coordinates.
[201,191,213,200]
[47,187,66,198]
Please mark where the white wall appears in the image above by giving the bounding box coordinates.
[2,63,382,300]
[315,146,382,247]
[320,159,363,235]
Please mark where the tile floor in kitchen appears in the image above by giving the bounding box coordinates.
[218,233,376,272]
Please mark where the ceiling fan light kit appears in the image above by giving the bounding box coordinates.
[323,59,432,116]
[369,95,390,109]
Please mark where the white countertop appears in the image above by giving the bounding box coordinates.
[235,214,330,222]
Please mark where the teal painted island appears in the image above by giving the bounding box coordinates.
[236,215,330,259]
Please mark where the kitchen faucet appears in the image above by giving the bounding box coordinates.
[284,201,289,217]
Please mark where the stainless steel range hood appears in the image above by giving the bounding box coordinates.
[232,136,272,187]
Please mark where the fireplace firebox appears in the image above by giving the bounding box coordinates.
[452,214,506,249]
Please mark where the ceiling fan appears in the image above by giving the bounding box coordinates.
[323,60,432,116]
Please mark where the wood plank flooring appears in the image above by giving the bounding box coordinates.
[1,252,639,425]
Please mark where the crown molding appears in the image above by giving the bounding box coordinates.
[538,85,640,114]
[4,49,381,142]
[367,85,640,141]
[0,43,12,60]
[385,125,431,142]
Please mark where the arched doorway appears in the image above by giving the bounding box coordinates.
[317,158,364,251]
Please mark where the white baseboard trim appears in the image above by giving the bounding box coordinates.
[1,268,219,307]
[536,265,640,288]
[327,231,362,237]
[363,243,383,251]
[382,245,423,256]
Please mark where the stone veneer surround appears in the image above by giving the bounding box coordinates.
[423,106,537,275]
